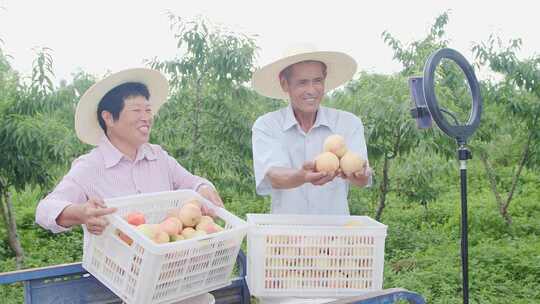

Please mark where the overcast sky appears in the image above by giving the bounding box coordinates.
[0,0,538,84]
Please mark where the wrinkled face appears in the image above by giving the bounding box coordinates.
[104,95,153,149]
[280,61,326,115]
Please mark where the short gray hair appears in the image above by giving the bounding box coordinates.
[279,60,327,82]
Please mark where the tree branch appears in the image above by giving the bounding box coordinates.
[502,117,537,224]
[0,180,25,269]
[478,150,504,208]
[376,156,390,221]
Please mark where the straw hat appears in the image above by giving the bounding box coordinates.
[252,45,357,99]
[74,68,168,145]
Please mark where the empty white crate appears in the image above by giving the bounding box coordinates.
[82,190,248,304]
[246,214,387,298]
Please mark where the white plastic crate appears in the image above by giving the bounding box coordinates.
[82,190,248,304]
[246,214,387,298]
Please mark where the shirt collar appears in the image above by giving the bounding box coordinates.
[282,104,335,133]
[136,143,157,162]
[282,104,298,131]
[313,106,333,131]
[98,136,157,168]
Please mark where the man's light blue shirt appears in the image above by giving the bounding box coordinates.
[252,104,369,215]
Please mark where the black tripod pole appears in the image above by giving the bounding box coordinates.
[410,48,483,304]
[458,144,472,304]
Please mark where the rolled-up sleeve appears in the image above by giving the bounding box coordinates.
[167,153,214,191]
[35,176,88,233]
[252,118,290,195]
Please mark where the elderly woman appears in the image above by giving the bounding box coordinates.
[36,68,222,304]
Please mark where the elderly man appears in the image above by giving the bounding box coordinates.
[35,68,221,304]
[251,47,372,303]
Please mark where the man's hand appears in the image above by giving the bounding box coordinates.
[197,184,224,217]
[302,161,338,186]
[339,162,373,187]
[82,198,117,235]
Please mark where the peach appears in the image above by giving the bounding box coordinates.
[159,217,183,236]
[170,234,185,242]
[117,229,133,246]
[181,227,197,239]
[153,230,170,244]
[199,215,214,225]
[196,222,220,234]
[340,151,365,176]
[136,224,158,240]
[315,152,339,173]
[178,204,202,227]
[166,208,182,220]
[323,134,347,158]
[183,198,202,209]
[126,211,146,226]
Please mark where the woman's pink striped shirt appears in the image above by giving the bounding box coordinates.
[36,136,212,233]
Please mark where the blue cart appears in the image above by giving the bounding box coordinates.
[0,251,425,304]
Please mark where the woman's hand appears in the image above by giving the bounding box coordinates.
[82,198,117,235]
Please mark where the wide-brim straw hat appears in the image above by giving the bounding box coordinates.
[74,68,169,145]
[252,45,357,99]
